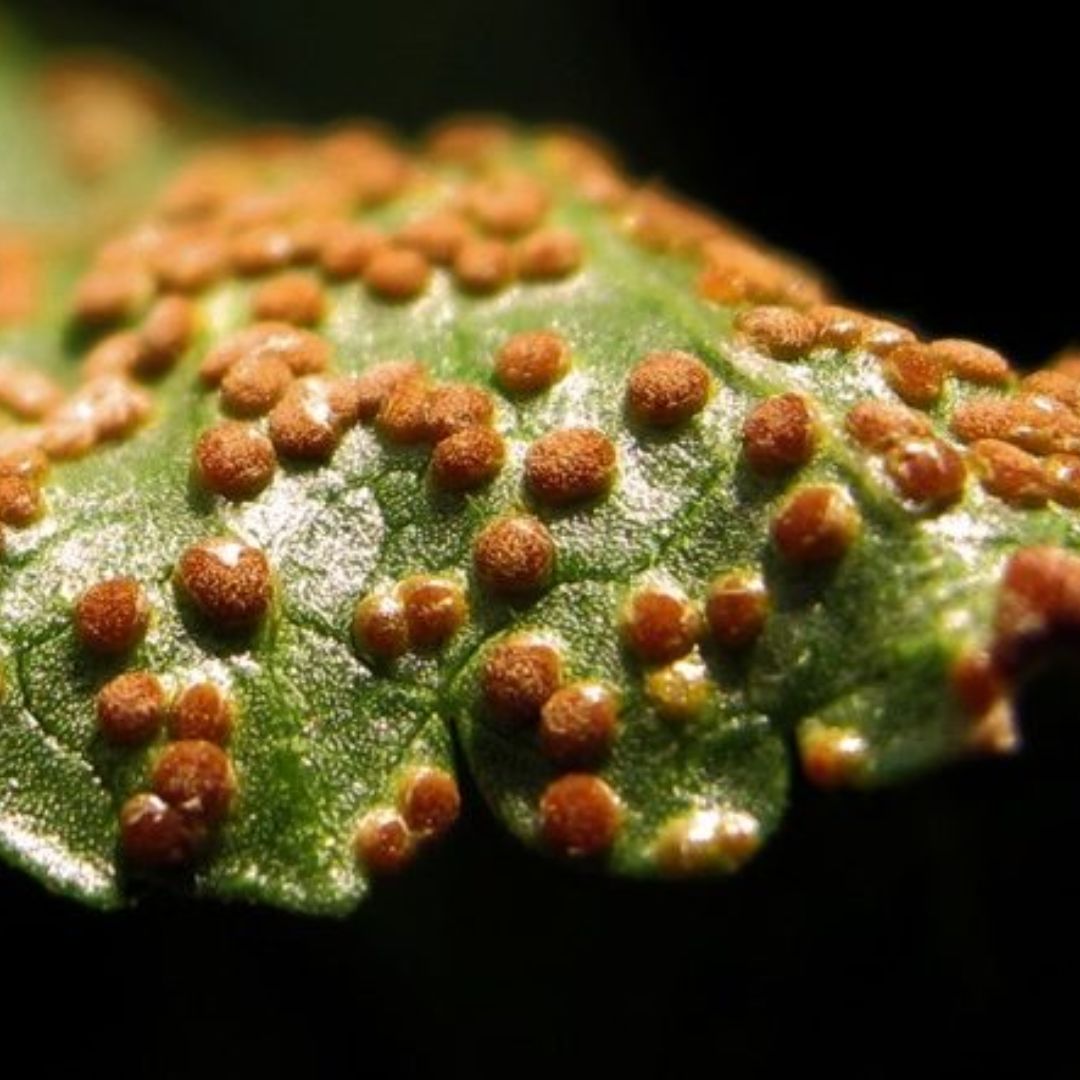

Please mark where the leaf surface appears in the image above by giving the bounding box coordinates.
[3,41,1078,911]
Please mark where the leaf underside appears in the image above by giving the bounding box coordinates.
[2,28,1077,913]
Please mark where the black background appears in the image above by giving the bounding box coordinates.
[4,3,1077,1076]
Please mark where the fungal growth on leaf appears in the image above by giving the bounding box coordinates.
[1,24,1077,915]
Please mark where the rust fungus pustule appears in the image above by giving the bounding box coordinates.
[524,427,617,505]
[251,271,326,326]
[654,807,761,875]
[930,338,1012,386]
[352,592,410,660]
[431,426,505,491]
[119,793,203,867]
[706,573,769,649]
[219,354,294,417]
[950,649,1005,719]
[772,485,860,564]
[465,173,549,237]
[626,350,711,428]
[884,437,967,507]
[0,474,43,526]
[799,722,870,787]
[453,237,515,294]
[399,576,468,649]
[74,578,149,655]
[200,322,331,386]
[517,227,583,280]
[481,635,563,725]
[398,211,471,265]
[621,587,702,664]
[135,294,197,377]
[473,515,556,595]
[354,808,415,874]
[176,538,272,631]
[364,246,431,301]
[969,439,1048,507]
[495,330,570,395]
[994,546,1080,671]
[231,225,296,276]
[318,222,385,278]
[881,343,946,408]
[96,671,166,745]
[153,230,229,294]
[539,774,621,858]
[152,740,235,823]
[0,444,48,482]
[398,767,461,837]
[742,393,817,475]
[169,682,234,744]
[845,400,932,451]
[268,379,344,461]
[72,264,153,326]
[194,421,277,501]
[375,375,433,444]
[1045,454,1080,507]
[539,682,618,767]
[735,305,817,361]
[426,384,495,441]
[645,655,710,722]
[349,359,425,422]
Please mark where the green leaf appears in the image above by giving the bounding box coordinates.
[3,41,1079,912]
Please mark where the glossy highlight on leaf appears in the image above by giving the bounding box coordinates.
[3,27,1079,914]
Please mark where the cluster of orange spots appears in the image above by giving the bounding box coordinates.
[524,427,617,506]
[118,689,238,868]
[479,633,621,857]
[175,537,273,631]
[693,223,825,308]
[352,575,467,660]
[946,367,1080,508]
[0,364,153,472]
[993,546,1080,673]
[72,565,243,866]
[772,485,860,564]
[621,585,713,724]
[845,400,966,509]
[798,721,870,788]
[742,393,817,475]
[473,514,556,596]
[494,331,570,395]
[625,350,711,428]
[353,766,461,874]
[653,807,762,875]
[482,635,564,726]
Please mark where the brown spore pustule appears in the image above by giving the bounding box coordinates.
[74,578,150,655]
